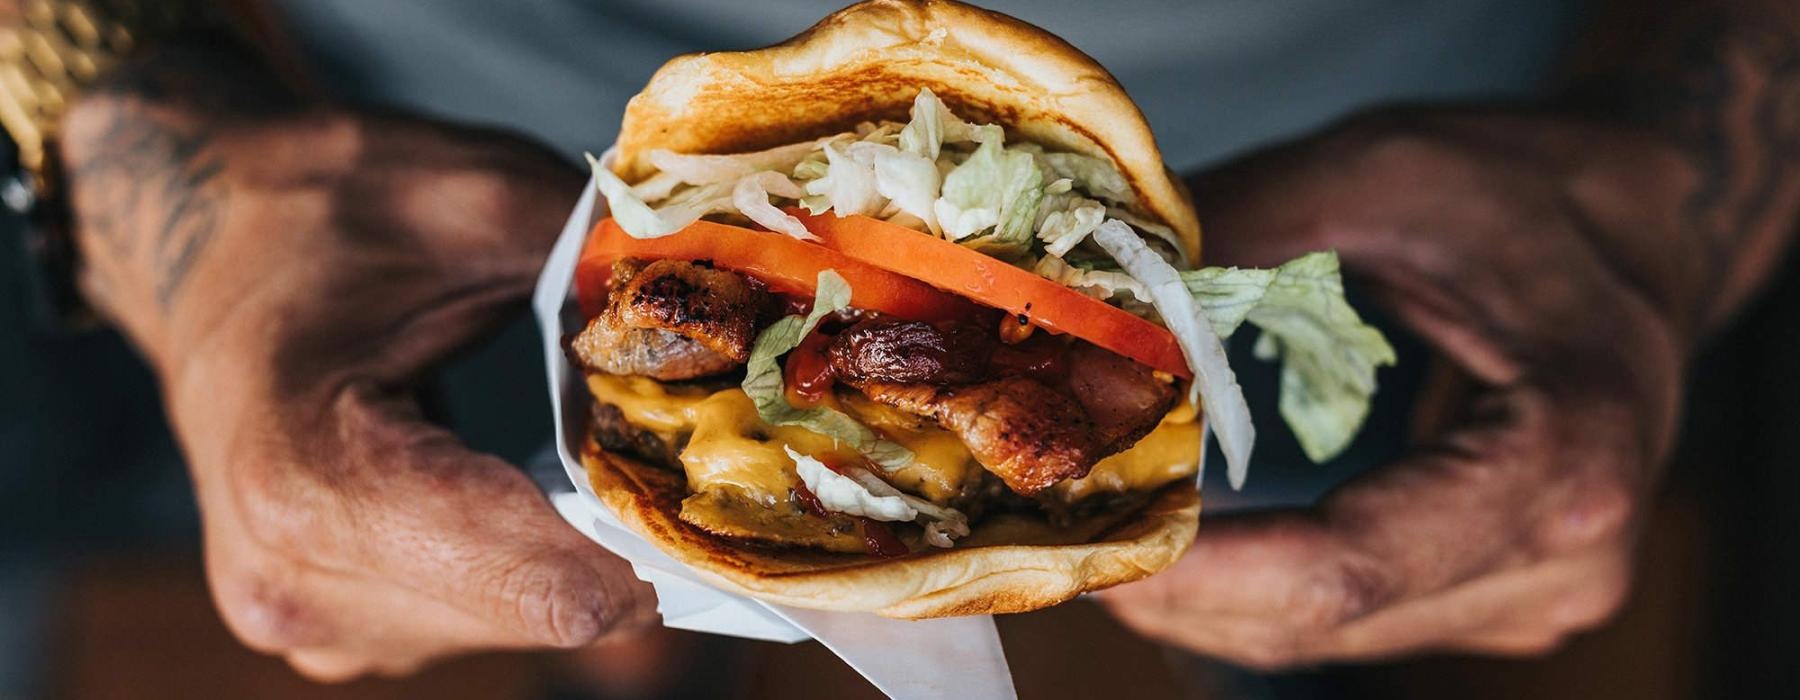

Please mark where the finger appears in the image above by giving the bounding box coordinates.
[1103,385,1641,666]
[323,384,657,649]
[1109,388,1553,621]
[201,381,655,664]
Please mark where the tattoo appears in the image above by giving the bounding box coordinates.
[68,102,228,309]
[1668,20,1800,303]
[63,42,290,311]
[1598,13,1800,329]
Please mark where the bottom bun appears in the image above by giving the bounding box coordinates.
[580,436,1201,619]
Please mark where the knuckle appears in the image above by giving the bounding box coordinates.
[1538,478,1635,554]
[1292,557,1395,629]
[212,559,325,653]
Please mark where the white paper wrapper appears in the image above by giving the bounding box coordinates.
[531,162,1017,700]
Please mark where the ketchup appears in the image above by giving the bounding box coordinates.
[790,483,827,518]
[991,336,1068,383]
[779,294,815,318]
[783,330,838,406]
[796,472,908,558]
[860,520,909,558]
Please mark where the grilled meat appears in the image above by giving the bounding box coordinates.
[835,325,1179,496]
[589,401,682,468]
[827,318,995,385]
[856,377,1101,496]
[572,259,770,380]
[1063,341,1180,452]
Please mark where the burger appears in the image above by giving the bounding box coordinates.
[566,0,1394,618]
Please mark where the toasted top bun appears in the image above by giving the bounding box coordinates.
[612,0,1202,261]
[581,435,1200,619]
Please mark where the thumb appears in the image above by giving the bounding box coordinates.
[325,383,657,648]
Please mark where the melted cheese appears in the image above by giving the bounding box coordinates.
[586,374,1201,510]
[1047,403,1202,504]
[587,374,976,508]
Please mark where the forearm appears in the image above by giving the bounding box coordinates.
[62,38,299,372]
[1564,0,1800,336]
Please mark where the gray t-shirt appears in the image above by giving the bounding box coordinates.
[273,0,1579,170]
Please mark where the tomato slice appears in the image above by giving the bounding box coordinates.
[575,214,1192,378]
[577,218,981,322]
[793,211,1191,378]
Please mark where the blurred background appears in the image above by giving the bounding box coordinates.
[3,0,1796,698]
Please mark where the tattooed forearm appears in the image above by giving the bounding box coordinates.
[1567,2,1800,330]
[68,101,228,308]
[62,41,293,312]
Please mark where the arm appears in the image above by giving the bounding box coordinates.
[56,34,653,679]
[1098,0,1797,666]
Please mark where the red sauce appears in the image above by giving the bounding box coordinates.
[783,330,838,406]
[790,483,827,517]
[860,519,909,558]
[991,336,1069,383]
[779,293,815,318]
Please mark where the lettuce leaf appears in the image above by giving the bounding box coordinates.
[1044,152,1134,204]
[732,171,814,241]
[1035,196,1106,257]
[1092,220,1256,489]
[1034,254,1150,302]
[1246,254,1396,463]
[935,135,1046,251]
[1183,252,1396,463]
[898,88,1000,160]
[648,138,834,186]
[868,144,943,235]
[786,446,968,547]
[805,141,885,217]
[587,152,732,239]
[741,271,913,469]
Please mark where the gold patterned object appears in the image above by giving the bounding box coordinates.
[0,0,208,193]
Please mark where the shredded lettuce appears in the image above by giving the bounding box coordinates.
[1044,152,1134,205]
[806,141,885,218]
[1184,253,1395,463]
[1034,255,1151,302]
[934,134,1046,248]
[1181,266,1275,337]
[587,152,733,238]
[898,88,999,160]
[741,271,913,469]
[733,171,814,241]
[1093,220,1256,490]
[1036,196,1106,257]
[870,145,943,235]
[648,138,832,187]
[786,446,969,547]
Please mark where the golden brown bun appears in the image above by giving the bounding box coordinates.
[581,436,1199,619]
[613,0,1201,261]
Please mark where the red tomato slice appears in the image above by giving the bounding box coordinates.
[577,218,980,322]
[792,211,1191,378]
[575,214,1191,378]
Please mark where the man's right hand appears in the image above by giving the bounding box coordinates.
[60,45,655,680]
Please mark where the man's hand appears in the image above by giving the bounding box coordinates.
[61,45,653,679]
[1097,110,1684,666]
[1097,2,1800,663]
